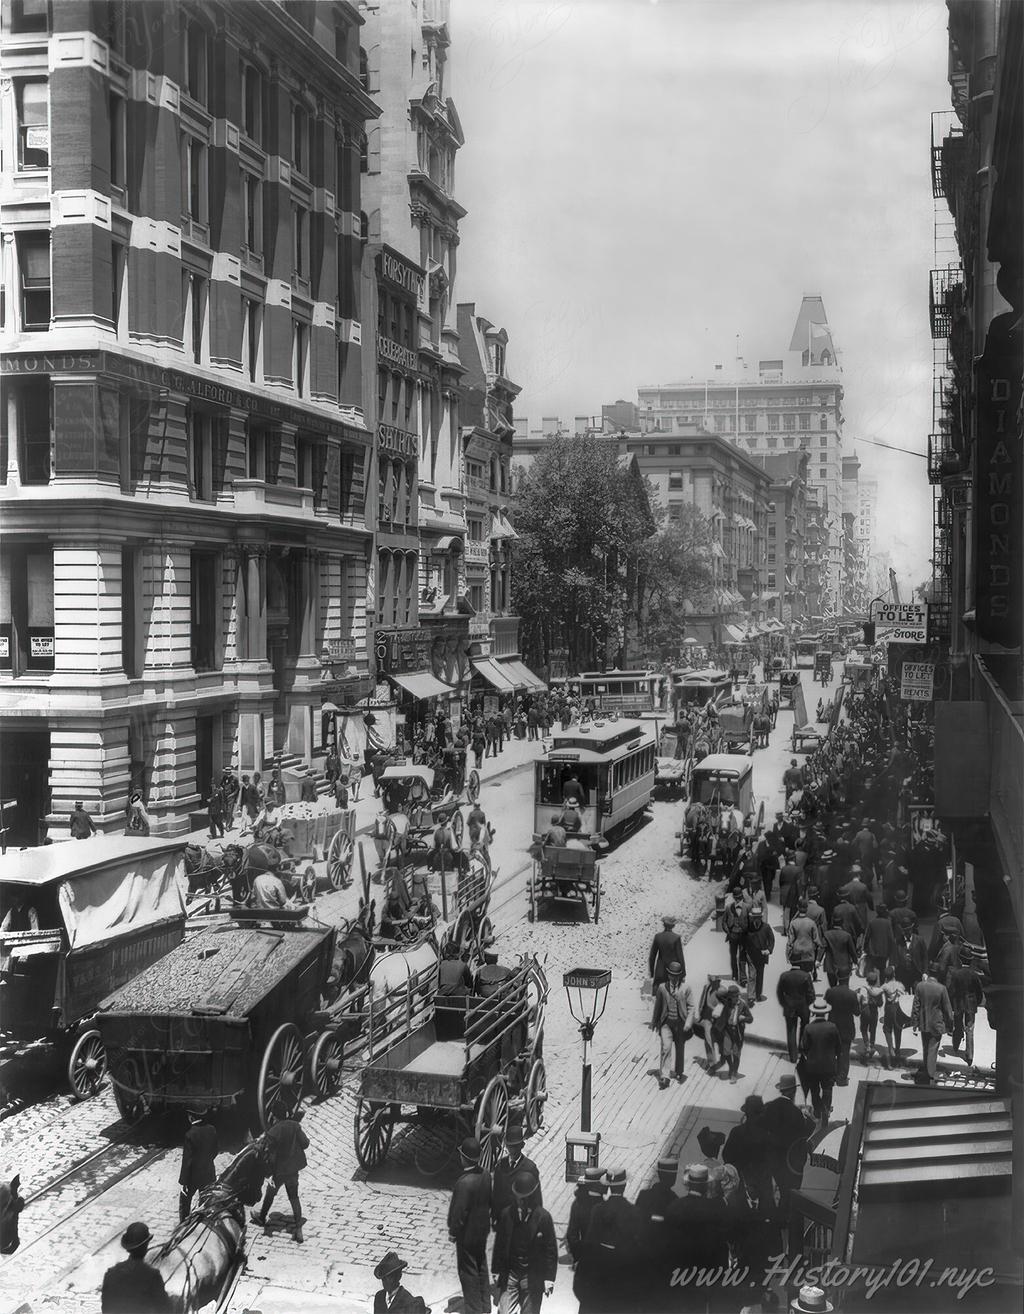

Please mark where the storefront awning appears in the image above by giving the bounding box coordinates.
[472,658,517,692]
[388,670,452,700]
[500,658,547,692]
[724,624,747,643]
[489,513,518,541]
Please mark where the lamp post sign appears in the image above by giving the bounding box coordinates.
[563,967,611,1181]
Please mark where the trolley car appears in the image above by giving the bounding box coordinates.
[533,718,655,845]
[571,670,664,716]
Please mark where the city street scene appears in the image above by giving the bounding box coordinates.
[0,2,1021,1314]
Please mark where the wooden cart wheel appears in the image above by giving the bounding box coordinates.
[327,828,354,890]
[257,1022,305,1131]
[524,1057,548,1135]
[754,800,765,837]
[310,1030,343,1101]
[475,1074,509,1172]
[467,769,481,803]
[354,1096,395,1171]
[451,809,465,847]
[68,1029,107,1101]
[593,868,601,925]
[112,1080,147,1123]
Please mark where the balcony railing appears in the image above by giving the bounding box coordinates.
[930,267,964,340]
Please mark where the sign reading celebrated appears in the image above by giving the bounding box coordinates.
[871,601,929,644]
[901,661,934,702]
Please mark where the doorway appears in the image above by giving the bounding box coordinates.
[0,726,50,848]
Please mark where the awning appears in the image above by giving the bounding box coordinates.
[489,513,518,541]
[472,658,517,692]
[724,624,746,643]
[499,658,547,692]
[388,670,452,700]
[431,535,462,552]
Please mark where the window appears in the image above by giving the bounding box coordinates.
[242,64,262,143]
[744,414,757,431]
[121,547,142,678]
[10,0,49,31]
[783,414,795,432]
[820,416,828,431]
[109,92,126,194]
[110,239,127,335]
[17,234,51,331]
[182,136,208,226]
[358,132,368,173]
[292,103,309,175]
[242,173,262,257]
[668,472,684,490]
[336,134,354,212]
[292,205,309,281]
[241,297,262,382]
[16,80,48,170]
[182,19,208,105]
[190,551,219,671]
[188,409,226,501]
[767,572,776,590]
[182,271,207,363]
[5,378,50,485]
[128,397,149,486]
[819,434,828,446]
[819,467,828,480]
[0,546,55,673]
[767,415,779,432]
[799,414,809,430]
[768,523,776,537]
[292,320,308,397]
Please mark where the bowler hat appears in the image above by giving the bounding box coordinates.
[667,960,684,976]
[511,1169,539,1200]
[121,1221,152,1251]
[505,1122,526,1148]
[776,1073,798,1093]
[894,890,908,904]
[459,1136,481,1163]
[583,1166,606,1192]
[662,915,677,926]
[374,1250,408,1280]
[741,1095,764,1118]
[791,1287,834,1313]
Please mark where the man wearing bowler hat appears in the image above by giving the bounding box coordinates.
[758,1073,815,1209]
[101,1221,170,1313]
[566,1167,604,1266]
[650,961,695,1088]
[576,1168,638,1314]
[648,915,685,989]
[448,1136,493,1314]
[491,1169,557,1313]
[372,1251,427,1314]
[178,1106,218,1221]
[634,1158,680,1313]
[491,1121,543,1226]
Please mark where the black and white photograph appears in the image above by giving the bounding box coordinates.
[0,1,1021,1312]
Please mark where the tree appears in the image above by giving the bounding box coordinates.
[512,435,655,672]
[634,506,715,659]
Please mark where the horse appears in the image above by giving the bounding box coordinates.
[0,1174,24,1254]
[324,911,377,1005]
[752,713,771,749]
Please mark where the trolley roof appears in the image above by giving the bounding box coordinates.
[672,668,731,684]
[97,922,333,1018]
[0,836,187,888]
[546,718,655,761]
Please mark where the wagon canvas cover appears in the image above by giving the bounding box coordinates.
[59,848,186,950]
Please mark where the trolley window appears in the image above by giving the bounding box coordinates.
[536,762,595,807]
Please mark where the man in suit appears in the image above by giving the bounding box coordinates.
[786,901,822,976]
[491,1169,557,1314]
[178,1107,218,1220]
[947,947,985,1067]
[251,1111,309,1243]
[372,1251,427,1314]
[101,1221,170,1313]
[822,912,858,988]
[651,961,695,1088]
[723,1094,774,1206]
[448,1136,493,1314]
[635,1158,680,1313]
[889,888,917,938]
[491,1122,542,1226]
[777,963,815,1062]
[799,1000,842,1123]
[665,1164,730,1282]
[838,868,873,938]
[911,968,954,1084]
[741,907,775,1003]
[648,916,685,989]
[758,1073,815,1210]
[829,896,862,951]
[824,974,861,1086]
[566,1167,605,1267]
[575,1168,639,1314]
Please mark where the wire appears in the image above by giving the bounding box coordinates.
[856,436,928,458]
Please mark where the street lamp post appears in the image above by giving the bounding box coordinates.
[563,967,611,1133]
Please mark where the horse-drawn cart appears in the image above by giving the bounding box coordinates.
[0,836,187,1103]
[718,703,754,755]
[528,846,601,924]
[96,910,335,1130]
[654,727,691,799]
[379,763,481,857]
[353,955,548,1175]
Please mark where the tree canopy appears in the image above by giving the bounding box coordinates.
[511,435,714,672]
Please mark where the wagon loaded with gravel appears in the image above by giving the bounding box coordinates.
[95,909,335,1130]
[354,955,548,1176]
[0,836,187,1104]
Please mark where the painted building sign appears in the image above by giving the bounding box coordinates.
[378,248,425,300]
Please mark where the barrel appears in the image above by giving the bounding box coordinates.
[475,964,513,997]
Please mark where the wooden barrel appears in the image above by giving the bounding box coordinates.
[475,964,513,997]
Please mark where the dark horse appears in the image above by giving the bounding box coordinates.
[0,1174,24,1254]
[323,901,377,1005]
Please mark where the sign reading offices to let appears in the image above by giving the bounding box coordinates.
[901,662,934,702]
[871,601,929,644]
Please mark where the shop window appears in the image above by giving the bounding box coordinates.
[0,545,54,675]
[10,378,51,485]
[127,396,150,487]
[17,233,51,332]
[15,80,49,171]
[190,551,220,672]
[121,546,142,677]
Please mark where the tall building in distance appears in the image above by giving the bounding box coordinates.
[637,296,847,620]
[0,0,376,842]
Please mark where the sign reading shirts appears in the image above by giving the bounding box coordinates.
[901,662,934,702]
[871,601,929,644]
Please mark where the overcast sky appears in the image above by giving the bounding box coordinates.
[452,0,952,591]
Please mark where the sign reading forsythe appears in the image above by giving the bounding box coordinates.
[871,601,928,643]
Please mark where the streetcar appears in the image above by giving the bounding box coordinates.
[794,637,818,669]
[533,718,655,845]
[559,670,664,716]
[670,668,733,713]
